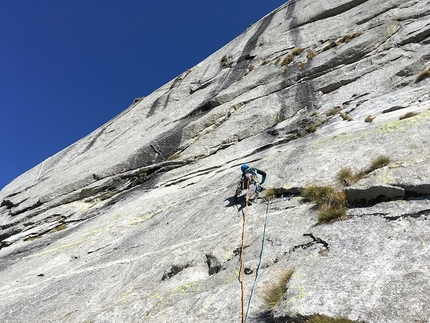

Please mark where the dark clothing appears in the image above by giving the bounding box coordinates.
[234,168,266,201]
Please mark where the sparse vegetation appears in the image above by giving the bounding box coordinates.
[337,168,356,186]
[325,107,352,121]
[321,41,337,52]
[306,124,318,133]
[299,61,307,69]
[263,188,277,200]
[168,152,181,160]
[318,204,347,223]
[326,107,342,116]
[262,268,295,314]
[302,155,391,222]
[301,186,347,223]
[281,53,295,67]
[339,155,390,187]
[321,32,363,52]
[274,58,281,65]
[339,113,353,121]
[307,50,317,59]
[221,55,231,68]
[281,47,305,67]
[399,111,419,120]
[416,67,430,82]
[336,155,390,187]
[364,115,375,123]
[368,155,391,172]
[50,223,67,233]
[291,47,305,56]
[306,314,362,323]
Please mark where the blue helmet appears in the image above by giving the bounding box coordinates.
[241,164,250,173]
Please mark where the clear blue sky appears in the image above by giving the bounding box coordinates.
[0,1,287,190]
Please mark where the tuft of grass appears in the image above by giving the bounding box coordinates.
[364,115,375,123]
[248,64,255,71]
[281,53,295,66]
[368,155,391,172]
[399,111,419,120]
[307,50,317,59]
[301,186,335,207]
[281,47,305,67]
[336,167,366,186]
[299,61,307,69]
[318,205,347,223]
[339,113,353,121]
[307,125,318,133]
[337,168,355,186]
[263,188,277,200]
[301,186,347,223]
[274,58,280,65]
[337,155,391,187]
[416,68,430,82]
[262,268,295,314]
[307,314,361,323]
[50,223,67,233]
[326,107,342,116]
[321,41,337,52]
[291,47,305,56]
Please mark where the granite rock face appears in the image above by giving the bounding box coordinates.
[1,0,430,322]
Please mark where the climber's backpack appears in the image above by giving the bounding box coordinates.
[240,169,258,190]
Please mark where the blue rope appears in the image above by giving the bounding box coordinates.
[245,197,271,322]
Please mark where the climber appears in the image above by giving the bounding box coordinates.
[234,164,266,202]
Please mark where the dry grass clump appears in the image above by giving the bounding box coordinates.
[325,107,352,121]
[263,188,277,200]
[326,107,342,116]
[50,223,68,233]
[291,47,305,56]
[336,155,390,187]
[416,67,430,82]
[337,168,357,186]
[307,314,361,323]
[318,205,347,223]
[399,111,419,120]
[301,186,347,223]
[307,50,317,59]
[367,155,391,172]
[281,53,295,66]
[322,32,363,52]
[322,41,337,52]
[339,113,353,121]
[364,115,375,123]
[302,155,391,223]
[281,47,305,67]
[262,268,295,314]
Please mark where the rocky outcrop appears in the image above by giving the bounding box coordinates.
[1,0,429,322]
